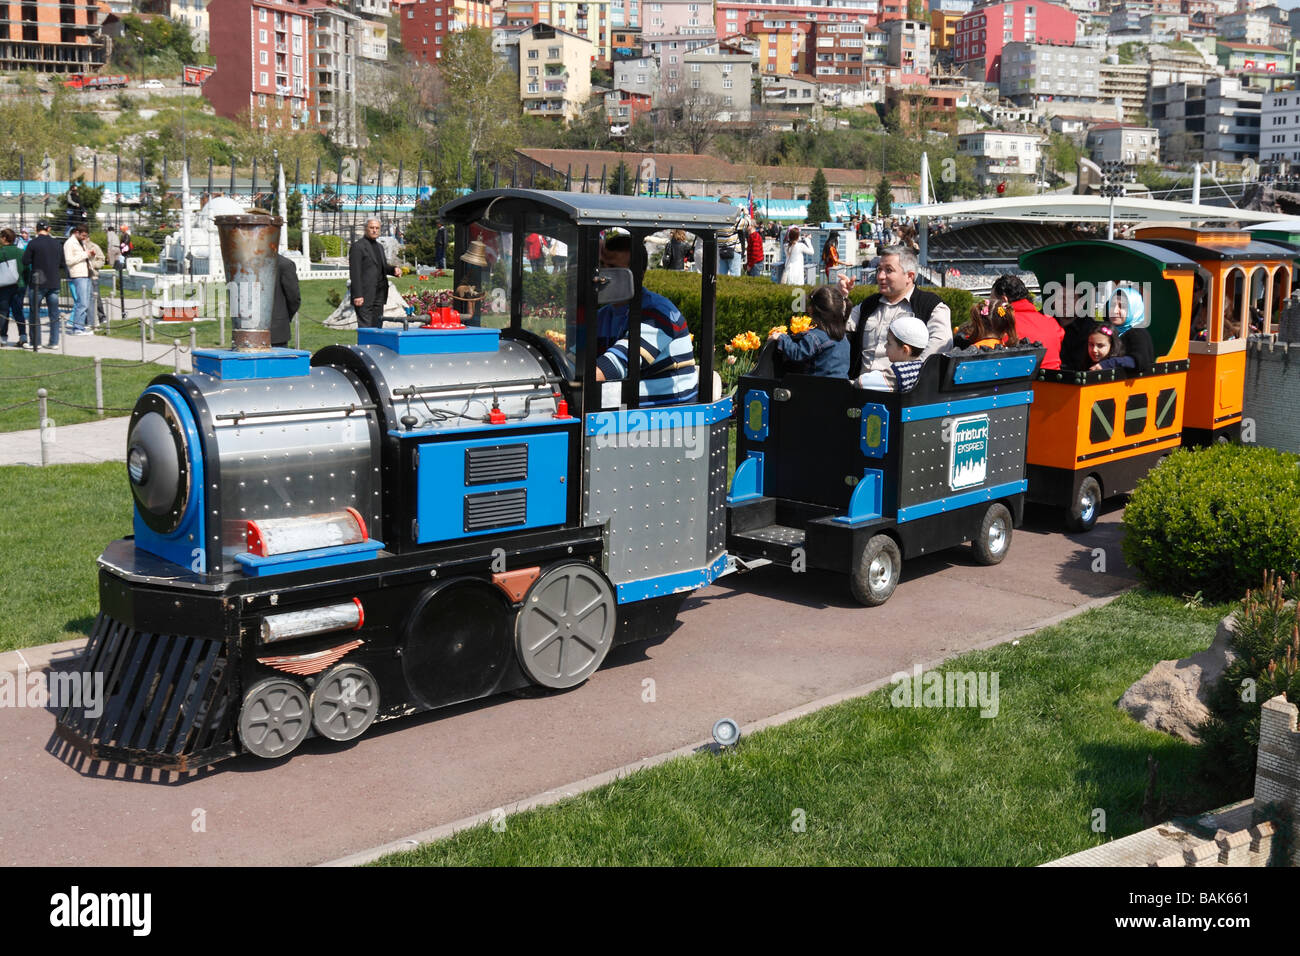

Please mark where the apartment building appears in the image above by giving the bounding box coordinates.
[403,0,494,63]
[681,42,752,120]
[958,130,1043,184]
[999,41,1099,105]
[506,0,613,62]
[1086,122,1160,166]
[802,20,868,84]
[517,22,592,123]
[172,0,211,51]
[745,19,807,75]
[1260,84,1300,164]
[954,0,1078,83]
[714,0,880,39]
[313,2,361,145]
[1099,61,1148,123]
[881,18,930,83]
[1152,75,1261,163]
[0,0,107,72]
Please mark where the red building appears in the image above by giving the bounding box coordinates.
[715,1,881,38]
[954,0,1077,83]
[401,0,493,63]
[206,0,319,129]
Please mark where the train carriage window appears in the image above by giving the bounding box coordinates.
[1123,393,1148,437]
[1248,266,1269,336]
[1089,398,1116,445]
[1189,269,1210,341]
[1221,267,1246,341]
[1268,265,1291,336]
[1154,387,1177,430]
[520,213,578,378]
[459,217,513,329]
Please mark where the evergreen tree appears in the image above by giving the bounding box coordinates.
[607,160,636,195]
[875,176,894,218]
[807,167,830,224]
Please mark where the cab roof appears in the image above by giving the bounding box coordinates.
[440,189,741,231]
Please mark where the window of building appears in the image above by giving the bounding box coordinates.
[258,8,266,21]
[260,50,268,64]
[528,49,538,58]
[260,71,269,85]
[691,62,700,71]
[548,46,560,57]
[691,79,700,87]
[259,28,268,42]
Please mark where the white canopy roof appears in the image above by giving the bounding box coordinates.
[907,195,1285,224]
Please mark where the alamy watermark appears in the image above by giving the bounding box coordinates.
[0,666,102,719]
[1039,278,1153,322]
[889,664,999,718]
[590,405,708,460]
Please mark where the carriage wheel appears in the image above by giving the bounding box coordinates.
[1065,476,1101,533]
[971,503,1013,566]
[310,664,380,742]
[515,563,617,689]
[850,534,901,607]
[238,678,311,759]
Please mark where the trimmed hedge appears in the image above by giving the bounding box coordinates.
[1122,444,1300,602]
[643,271,974,349]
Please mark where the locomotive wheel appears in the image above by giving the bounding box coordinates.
[515,563,616,689]
[971,503,1013,566]
[850,534,901,607]
[238,678,311,759]
[1065,476,1102,533]
[310,664,380,742]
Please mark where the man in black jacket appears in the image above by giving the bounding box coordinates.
[349,217,398,329]
[21,219,65,350]
[271,254,301,348]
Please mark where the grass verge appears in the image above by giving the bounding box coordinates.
[374,590,1239,866]
[0,349,161,432]
[0,462,130,652]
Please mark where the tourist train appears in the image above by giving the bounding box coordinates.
[53,190,1297,771]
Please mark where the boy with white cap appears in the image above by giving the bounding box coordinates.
[855,315,928,391]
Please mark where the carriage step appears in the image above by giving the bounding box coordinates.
[728,524,806,565]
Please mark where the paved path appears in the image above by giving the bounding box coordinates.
[0,503,1139,866]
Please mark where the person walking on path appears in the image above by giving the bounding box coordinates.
[271,254,301,348]
[63,224,92,335]
[85,232,106,328]
[21,219,64,349]
[349,217,399,329]
[0,228,26,346]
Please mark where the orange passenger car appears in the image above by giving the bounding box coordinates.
[1133,227,1295,445]
[1019,239,1197,531]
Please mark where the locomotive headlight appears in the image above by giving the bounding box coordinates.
[127,444,150,485]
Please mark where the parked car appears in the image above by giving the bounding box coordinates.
[140,79,165,89]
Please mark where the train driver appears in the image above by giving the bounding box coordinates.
[838,245,952,386]
[593,231,699,406]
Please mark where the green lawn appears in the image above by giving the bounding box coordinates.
[0,349,162,432]
[374,591,1239,866]
[0,462,130,652]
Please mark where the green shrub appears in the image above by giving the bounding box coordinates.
[643,272,973,350]
[1200,573,1300,788]
[1122,445,1300,601]
[317,234,343,258]
[130,235,159,263]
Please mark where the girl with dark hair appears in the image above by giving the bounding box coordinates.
[768,283,850,377]
[1086,321,1124,368]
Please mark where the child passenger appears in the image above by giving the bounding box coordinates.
[855,316,928,391]
[1085,322,1126,370]
[768,283,850,377]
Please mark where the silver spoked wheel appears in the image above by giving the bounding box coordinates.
[515,563,617,689]
[869,553,894,591]
[239,678,311,759]
[1067,476,1102,533]
[973,503,1013,566]
[310,664,380,742]
[850,534,902,606]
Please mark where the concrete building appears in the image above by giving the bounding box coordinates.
[506,0,613,62]
[1153,75,1261,163]
[644,29,717,94]
[1219,10,1272,45]
[999,41,1100,105]
[517,22,592,123]
[0,0,107,72]
[954,0,1078,83]
[885,85,958,132]
[1099,61,1149,123]
[802,19,868,84]
[682,42,752,120]
[312,2,361,145]
[714,0,880,40]
[957,129,1044,184]
[172,0,211,51]
[745,19,807,76]
[206,0,318,135]
[930,8,963,51]
[882,18,931,84]
[759,72,819,117]
[1215,40,1292,75]
[403,0,493,63]
[1086,122,1160,166]
[1259,82,1300,165]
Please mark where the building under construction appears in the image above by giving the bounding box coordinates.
[0,0,108,73]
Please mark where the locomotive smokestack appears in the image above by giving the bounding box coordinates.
[215,211,283,350]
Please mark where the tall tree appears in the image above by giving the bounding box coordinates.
[434,28,522,170]
[658,87,727,155]
[874,175,894,218]
[807,168,830,223]
[607,160,635,195]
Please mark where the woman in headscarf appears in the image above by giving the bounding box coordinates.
[1102,285,1155,374]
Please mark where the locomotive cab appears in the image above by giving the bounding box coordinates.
[57,191,740,771]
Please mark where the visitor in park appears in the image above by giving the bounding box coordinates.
[595,231,697,405]
[85,232,106,328]
[349,217,399,329]
[1103,285,1155,373]
[63,224,92,334]
[779,226,813,284]
[855,316,928,391]
[551,236,568,273]
[1085,322,1124,370]
[0,228,26,347]
[744,219,765,278]
[767,283,849,378]
[820,233,839,282]
[840,245,952,378]
[525,231,546,273]
[990,273,1062,370]
[65,182,85,235]
[662,229,692,270]
[17,228,30,251]
[718,222,743,277]
[22,219,64,349]
[271,253,301,348]
[434,222,447,270]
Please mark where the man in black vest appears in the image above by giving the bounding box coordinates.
[349,217,398,329]
[841,245,952,384]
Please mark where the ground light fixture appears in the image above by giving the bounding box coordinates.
[712,718,741,748]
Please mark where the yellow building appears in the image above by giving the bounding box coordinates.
[745,21,805,76]
[929,9,962,51]
[517,23,593,124]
